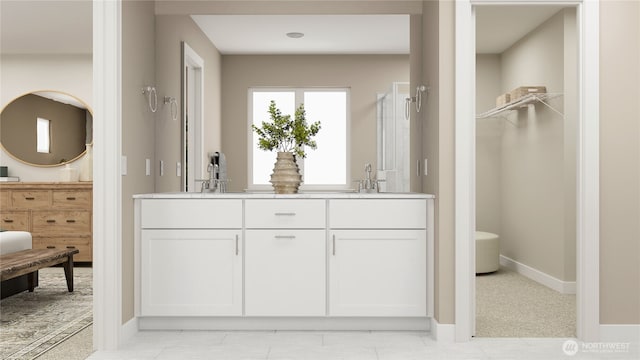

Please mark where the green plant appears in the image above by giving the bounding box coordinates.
[252,100,321,158]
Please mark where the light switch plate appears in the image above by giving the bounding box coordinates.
[121,156,127,176]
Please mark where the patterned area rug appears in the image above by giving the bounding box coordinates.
[0,266,92,360]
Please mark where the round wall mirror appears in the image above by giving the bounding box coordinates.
[0,91,93,167]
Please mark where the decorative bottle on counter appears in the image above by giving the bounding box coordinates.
[80,143,93,181]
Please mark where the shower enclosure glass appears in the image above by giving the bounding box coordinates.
[376,82,410,192]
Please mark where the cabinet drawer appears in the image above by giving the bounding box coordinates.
[32,211,91,235]
[53,190,91,209]
[33,237,92,262]
[0,211,30,231]
[0,191,9,209]
[329,199,426,229]
[12,191,51,209]
[245,199,326,229]
[140,199,242,229]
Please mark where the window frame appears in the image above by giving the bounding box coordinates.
[247,87,351,192]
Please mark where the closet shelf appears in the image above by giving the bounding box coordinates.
[476,93,564,119]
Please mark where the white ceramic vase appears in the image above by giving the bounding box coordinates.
[270,152,302,194]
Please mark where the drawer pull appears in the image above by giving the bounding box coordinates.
[235,235,239,256]
[66,219,76,223]
[274,235,296,239]
[274,212,296,216]
[66,246,76,249]
[66,197,77,200]
[47,246,56,249]
[3,219,14,223]
[46,219,56,223]
[25,197,35,200]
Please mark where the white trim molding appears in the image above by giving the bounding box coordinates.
[430,318,456,343]
[93,0,123,351]
[455,0,600,343]
[500,255,576,294]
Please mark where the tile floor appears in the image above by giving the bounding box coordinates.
[86,330,639,360]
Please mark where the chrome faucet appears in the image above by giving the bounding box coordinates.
[355,163,383,193]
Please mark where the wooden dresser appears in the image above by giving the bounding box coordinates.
[0,182,92,262]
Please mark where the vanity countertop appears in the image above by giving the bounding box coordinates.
[133,192,435,199]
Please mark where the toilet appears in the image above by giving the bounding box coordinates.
[476,231,500,274]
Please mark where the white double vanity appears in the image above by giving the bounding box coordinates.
[134,192,434,330]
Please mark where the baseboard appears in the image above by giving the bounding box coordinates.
[120,317,138,345]
[430,318,455,342]
[138,317,430,331]
[499,255,576,294]
[600,324,640,342]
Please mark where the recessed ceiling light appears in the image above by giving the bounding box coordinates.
[286,32,304,39]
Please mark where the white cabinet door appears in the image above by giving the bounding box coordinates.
[329,229,426,316]
[245,230,326,316]
[141,229,242,316]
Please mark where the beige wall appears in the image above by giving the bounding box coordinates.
[0,54,92,181]
[121,0,156,323]
[154,15,222,193]
[498,11,575,282]
[475,54,502,236]
[599,0,640,324]
[220,55,409,192]
[421,0,456,324]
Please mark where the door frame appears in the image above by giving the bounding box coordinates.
[181,42,205,192]
[454,0,600,342]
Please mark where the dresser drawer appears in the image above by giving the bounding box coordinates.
[12,190,51,209]
[245,199,326,229]
[0,191,10,209]
[33,236,92,262]
[140,199,242,229]
[0,211,30,231]
[32,210,91,235]
[53,190,92,209]
[329,199,426,229]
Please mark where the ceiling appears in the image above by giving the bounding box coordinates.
[0,0,92,55]
[191,15,410,55]
[476,5,567,54]
[0,1,566,56]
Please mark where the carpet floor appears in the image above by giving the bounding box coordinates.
[0,266,92,360]
[475,266,576,337]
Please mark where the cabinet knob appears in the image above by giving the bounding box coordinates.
[46,219,56,223]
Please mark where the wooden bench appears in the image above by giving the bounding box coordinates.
[0,248,80,292]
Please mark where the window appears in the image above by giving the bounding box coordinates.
[249,88,349,190]
[36,117,51,153]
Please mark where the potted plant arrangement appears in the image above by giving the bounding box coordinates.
[252,100,321,194]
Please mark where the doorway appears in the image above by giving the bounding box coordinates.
[181,42,204,193]
[474,5,577,337]
[454,0,600,342]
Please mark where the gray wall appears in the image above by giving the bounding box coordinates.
[121,0,156,323]
[154,15,222,193]
[599,0,640,324]
[220,55,409,192]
